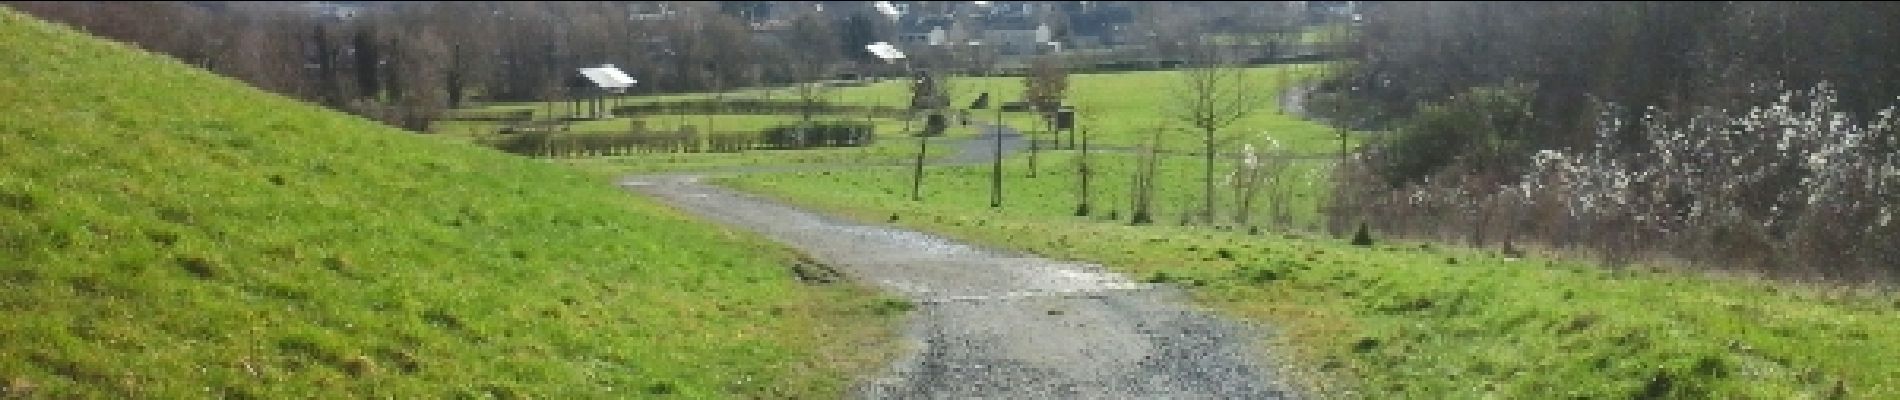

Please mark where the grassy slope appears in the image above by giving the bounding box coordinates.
[0,9,899,398]
[713,61,1900,399]
[725,161,1900,399]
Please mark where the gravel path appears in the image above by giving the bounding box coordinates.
[620,125,1297,399]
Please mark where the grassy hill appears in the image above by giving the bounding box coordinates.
[0,8,897,398]
[725,157,1900,398]
[719,90,1900,399]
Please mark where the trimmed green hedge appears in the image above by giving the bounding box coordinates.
[483,122,875,157]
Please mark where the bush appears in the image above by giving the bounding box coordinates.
[1375,82,1537,186]
[1333,82,1900,282]
[759,122,875,149]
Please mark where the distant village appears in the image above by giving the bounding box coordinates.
[18,1,1362,129]
[294,1,1362,75]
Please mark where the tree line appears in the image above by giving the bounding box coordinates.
[1325,2,1900,282]
[5,1,892,131]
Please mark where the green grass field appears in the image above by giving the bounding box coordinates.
[705,54,1900,399]
[721,155,1900,398]
[448,64,1346,157]
[438,90,999,176]
[710,67,1348,155]
[0,9,901,398]
[720,151,1335,229]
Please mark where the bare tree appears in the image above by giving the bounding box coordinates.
[1022,54,1069,177]
[1132,1,1197,61]
[391,27,450,131]
[1073,102,1101,216]
[1129,123,1171,225]
[910,69,953,200]
[785,10,840,146]
[1231,135,1297,229]
[1171,44,1266,225]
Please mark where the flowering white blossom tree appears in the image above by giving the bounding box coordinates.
[1334,83,1899,281]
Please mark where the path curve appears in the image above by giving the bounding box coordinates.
[620,124,1298,399]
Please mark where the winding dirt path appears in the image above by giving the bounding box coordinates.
[620,125,1298,399]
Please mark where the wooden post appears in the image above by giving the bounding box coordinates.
[912,112,928,201]
[992,97,1003,208]
[1029,112,1041,178]
[1076,127,1091,216]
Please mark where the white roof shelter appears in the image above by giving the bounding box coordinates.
[866,42,907,62]
[578,64,636,91]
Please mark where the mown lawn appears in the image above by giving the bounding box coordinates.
[447,64,1349,156]
[705,55,1900,397]
[438,90,998,176]
[528,28,1900,398]
[0,8,902,398]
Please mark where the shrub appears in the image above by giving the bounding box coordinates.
[1333,82,1900,282]
[1374,82,1537,187]
[1351,222,1374,246]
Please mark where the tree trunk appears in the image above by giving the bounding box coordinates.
[1028,125,1040,178]
[1134,133,1162,225]
[991,112,1004,208]
[912,130,928,201]
[1131,142,1154,225]
[1076,129,1091,216]
[1203,127,1217,225]
[1237,167,1262,226]
[1129,162,1143,223]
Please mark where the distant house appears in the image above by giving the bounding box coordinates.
[629,3,678,21]
[300,1,364,21]
[897,15,959,46]
[1065,4,1136,49]
[980,16,1052,56]
[879,1,911,18]
[982,1,1043,18]
[1304,1,1360,24]
[750,18,793,32]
